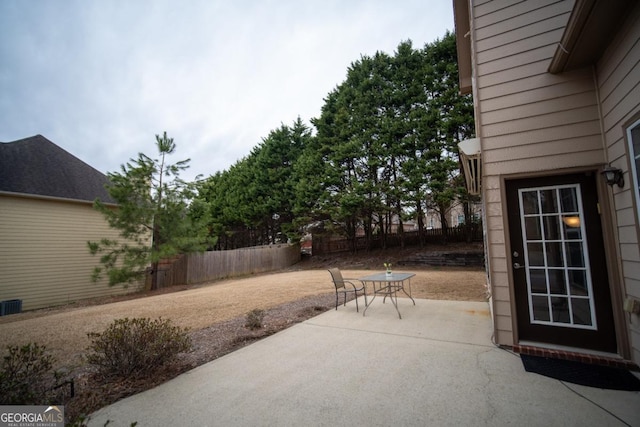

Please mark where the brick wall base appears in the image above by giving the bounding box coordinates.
[512,344,639,371]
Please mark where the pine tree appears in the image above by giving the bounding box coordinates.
[88,132,210,289]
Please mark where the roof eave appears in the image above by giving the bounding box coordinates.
[0,190,118,207]
[453,0,473,95]
[549,0,636,74]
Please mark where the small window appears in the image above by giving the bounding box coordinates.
[627,119,640,222]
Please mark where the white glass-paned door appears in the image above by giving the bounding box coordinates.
[518,184,597,330]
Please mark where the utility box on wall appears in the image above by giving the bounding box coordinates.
[0,299,23,316]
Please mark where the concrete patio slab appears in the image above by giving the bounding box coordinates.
[88,298,640,427]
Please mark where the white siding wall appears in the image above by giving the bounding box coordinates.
[596,2,640,363]
[470,0,609,345]
[0,194,143,311]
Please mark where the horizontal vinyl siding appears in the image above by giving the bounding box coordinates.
[484,173,513,344]
[475,11,568,52]
[482,91,598,125]
[480,69,594,111]
[477,30,563,70]
[483,105,599,136]
[0,195,143,311]
[483,120,601,149]
[478,68,585,100]
[473,0,590,166]
[596,2,640,364]
[484,134,603,163]
[474,0,603,176]
[470,0,613,348]
[474,0,568,33]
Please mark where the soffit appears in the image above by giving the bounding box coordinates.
[549,0,636,73]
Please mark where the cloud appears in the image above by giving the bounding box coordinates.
[0,0,454,182]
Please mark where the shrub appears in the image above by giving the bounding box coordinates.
[245,309,265,330]
[86,317,191,379]
[0,343,57,404]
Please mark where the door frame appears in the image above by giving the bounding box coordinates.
[500,166,629,357]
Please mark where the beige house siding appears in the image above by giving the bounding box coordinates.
[0,193,143,311]
[596,3,640,362]
[469,0,616,346]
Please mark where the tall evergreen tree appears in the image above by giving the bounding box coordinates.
[422,33,475,235]
[308,33,474,249]
[198,32,474,250]
[197,118,312,247]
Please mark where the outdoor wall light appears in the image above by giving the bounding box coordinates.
[458,138,482,195]
[601,165,624,188]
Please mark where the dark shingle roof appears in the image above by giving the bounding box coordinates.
[0,135,115,204]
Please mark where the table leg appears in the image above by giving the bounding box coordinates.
[362,281,376,317]
[390,283,402,319]
[400,278,416,305]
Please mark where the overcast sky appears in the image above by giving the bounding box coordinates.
[0,1,454,182]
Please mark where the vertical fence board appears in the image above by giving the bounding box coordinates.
[183,243,301,285]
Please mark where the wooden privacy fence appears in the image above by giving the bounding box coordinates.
[154,243,301,288]
[312,226,483,256]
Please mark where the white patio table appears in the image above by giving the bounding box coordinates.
[359,272,416,319]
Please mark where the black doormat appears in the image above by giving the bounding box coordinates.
[521,354,640,391]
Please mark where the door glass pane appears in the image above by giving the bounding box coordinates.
[545,242,564,267]
[527,243,544,266]
[543,216,561,240]
[529,269,547,293]
[548,270,567,294]
[551,297,570,323]
[567,270,588,296]
[560,188,578,213]
[522,191,539,214]
[525,217,541,240]
[532,296,550,321]
[565,242,584,267]
[541,189,558,213]
[571,298,593,326]
[563,218,582,240]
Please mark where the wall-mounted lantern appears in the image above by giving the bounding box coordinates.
[458,137,482,195]
[601,165,624,188]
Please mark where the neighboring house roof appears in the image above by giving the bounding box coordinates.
[0,134,115,204]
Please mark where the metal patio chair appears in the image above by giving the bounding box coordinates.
[328,268,367,312]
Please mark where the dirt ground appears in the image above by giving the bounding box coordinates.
[0,246,487,420]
